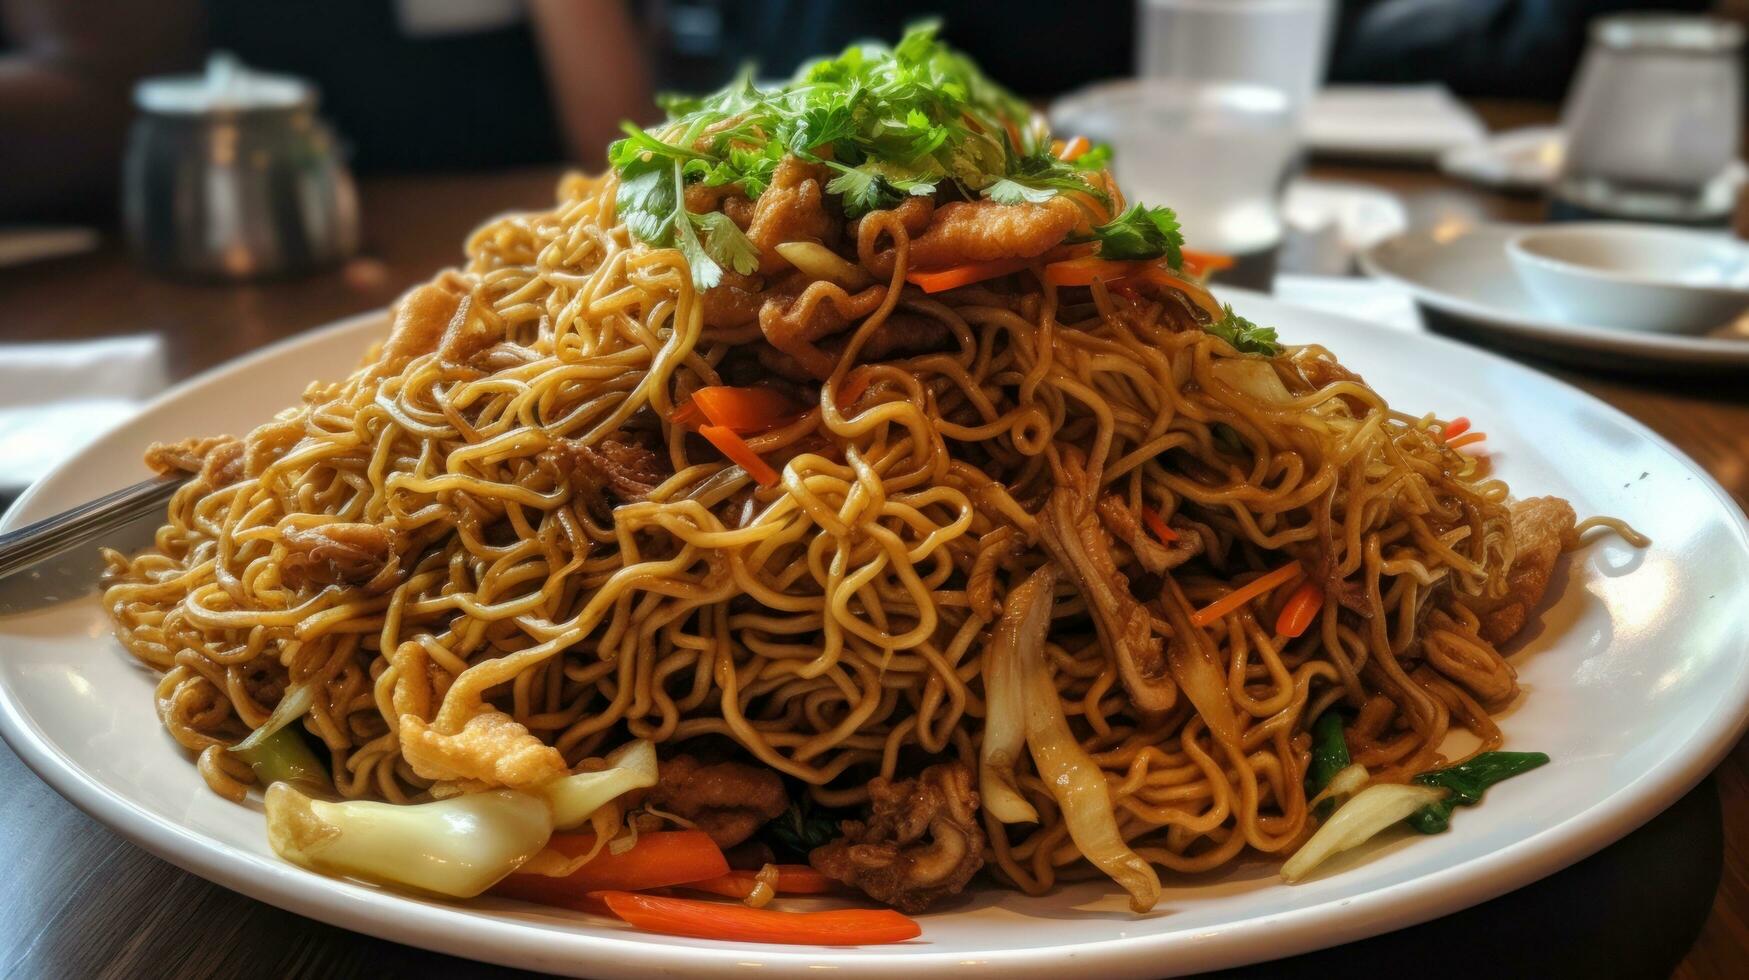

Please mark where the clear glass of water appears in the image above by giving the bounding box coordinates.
[1050,79,1298,288]
[1136,0,1336,108]
[1556,14,1744,223]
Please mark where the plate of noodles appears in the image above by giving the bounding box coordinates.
[4,25,1749,979]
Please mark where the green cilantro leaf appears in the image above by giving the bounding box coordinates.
[985,178,1056,204]
[614,166,678,249]
[825,166,898,217]
[1091,204,1185,265]
[1207,304,1282,356]
[689,210,761,279]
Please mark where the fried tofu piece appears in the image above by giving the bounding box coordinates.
[646,754,788,848]
[399,710,569,790]
[905,197,1080,270]
[1466,496,1576,645]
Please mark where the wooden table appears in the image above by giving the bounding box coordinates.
[3,119,1747,977]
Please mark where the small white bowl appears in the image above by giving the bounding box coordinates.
[1505,223,1749,334]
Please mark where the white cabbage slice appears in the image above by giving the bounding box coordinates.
[979,566,1054,824]
[1282,782,1448,883]
[540,738,659,829]
[265,782,553,898]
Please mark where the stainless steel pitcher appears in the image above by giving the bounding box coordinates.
[123,55,359,280]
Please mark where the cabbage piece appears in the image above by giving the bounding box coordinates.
[1021,612,1162,912]
[979,566,1054,824]
[540,738,658,830]
[232,725,332,792]
[230,681,315,755]
[1281,782,1448,883]
[1307,762,1369,813]
[1210,357,1294,405]
[774,241,874,289]
[265,782,552,898]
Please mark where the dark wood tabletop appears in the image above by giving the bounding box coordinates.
[1,102,1745,979]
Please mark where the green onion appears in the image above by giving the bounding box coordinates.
[1407,751,1550,833]
[1305,710,1350,816]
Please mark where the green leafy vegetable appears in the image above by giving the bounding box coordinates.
[985,178,1058,205]
[615,159,761,291]
[1207,304,1282,356]
[1305,711,1350,816]
[232,725,332,792]
[605,21,1122,286]
[1407,751,1550,834]
[1089,204,1184,265]
[762,795,843,858]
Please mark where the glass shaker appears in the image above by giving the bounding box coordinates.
[1555,15,1744,224]
[124,55,359,280]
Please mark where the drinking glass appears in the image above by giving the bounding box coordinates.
[1050,80,1298,288]
[1556,15,1744,224]
[1136,0,1336,109]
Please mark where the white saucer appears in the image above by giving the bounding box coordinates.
[1438,127,1564,191]
[1360,223,1749,371]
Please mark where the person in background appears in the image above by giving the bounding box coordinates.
[0,0,201,222]
[643,0,1727,102]
[1330,0,1716,100]
[0,0,649,223]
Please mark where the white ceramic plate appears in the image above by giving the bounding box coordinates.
[5,296,1749,978]
[1361,224,1749,372]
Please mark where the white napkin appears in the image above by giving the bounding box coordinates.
[1304,85,1488,163]
[0,336,168,494]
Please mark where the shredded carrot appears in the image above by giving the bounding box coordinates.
[906,257,1032,294]
[1180,248,1236,278]
[492,831,728,911]
[687,386,802,433]
[669,400,704,427]
[1446,431,1487,450]
[681,865,835,900]
[596,891,921,946]
[836,367,874,412]
[1140,506,1179,544]
[1057,135,1090,162]
[1042,256,1136,287]
[1275,581,1325,638]
[1191,561,1304,628]
[1441,416,1471,441]
[698,424,780,486]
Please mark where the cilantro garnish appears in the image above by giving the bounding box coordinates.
[1088,204,1185,267]
[606,21,1116,289]
[1207,304,1282,356]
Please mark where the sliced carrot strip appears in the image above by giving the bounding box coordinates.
[596,891,922,945]
[1191,561,1304,628]
[836,368,873,411]
[1042,255,1136,288]
[699,423,780,486]
[690,386,803,433]
[1057,135,1091,162]
[1275,581,1326,638]
[1180,248,1236,278]
[681,865,835,900]
[492,831,729,910]
[906,257,1033,294]
[1441,416,1471,441]
[1446,431,1487,450]
[669,400,704,427]
[1140,506,1179,544]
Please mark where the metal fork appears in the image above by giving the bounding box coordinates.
[0,476,187,583]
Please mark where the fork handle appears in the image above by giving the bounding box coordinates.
[0,475,187,581]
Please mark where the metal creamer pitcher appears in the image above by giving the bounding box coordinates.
[124,55,358,280]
